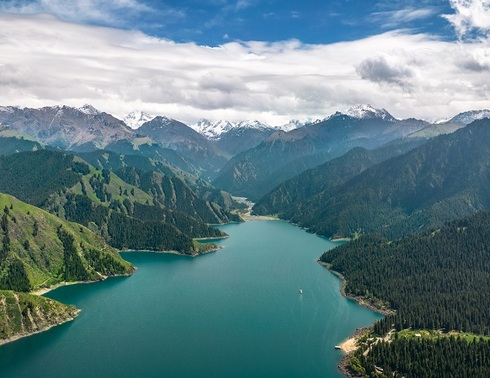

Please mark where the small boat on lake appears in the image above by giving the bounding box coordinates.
[299,289,303,294]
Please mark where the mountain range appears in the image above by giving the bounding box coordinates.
[213,106,430,199]
[1,103,488,198]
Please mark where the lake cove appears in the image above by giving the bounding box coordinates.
[0,220,381,378]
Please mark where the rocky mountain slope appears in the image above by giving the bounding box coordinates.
[0,105,133,152]
[137,116,228,174]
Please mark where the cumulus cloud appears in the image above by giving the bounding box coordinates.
[444,0,490,39]
[0,13,489,124]
[357,56,413,87]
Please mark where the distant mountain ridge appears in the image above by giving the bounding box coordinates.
[189,119,302,140]
[1,103,489,189]
[213,108,429,200]
[444,109,490,125]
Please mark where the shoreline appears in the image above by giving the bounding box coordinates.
[120,245,224,258]
[318,261,393,378]
[193,236,229,241]
[337,327,373,378]
[240,213,279,221]
[329,237,351,242]
[232,196,280,221]
[0,310,80,346]
[339,337,358,353]
[2,271,135,346]
[318,261,394,316]
[32,269,135,296]
[32,281,86,296]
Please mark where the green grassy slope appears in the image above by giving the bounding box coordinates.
[0,193,133,292]
[0,290,79,344]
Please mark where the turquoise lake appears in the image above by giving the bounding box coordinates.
[0,220,381,377]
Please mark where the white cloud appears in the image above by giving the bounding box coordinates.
[0,12,489,124]
[444,0,490,39]
[371,7,437,28]
[0,0,155,25]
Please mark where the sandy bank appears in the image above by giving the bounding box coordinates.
[32,281,90,296]
[241,213,279,221]
[339,337,358,353]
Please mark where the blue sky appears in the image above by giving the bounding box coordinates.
[0,0,458,45]
[142,0,456,45]
[0,0,489,124]
[103,0,455,45]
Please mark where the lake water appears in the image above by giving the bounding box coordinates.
[0,220,381,377]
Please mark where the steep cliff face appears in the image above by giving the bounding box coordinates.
[0,290,79,345]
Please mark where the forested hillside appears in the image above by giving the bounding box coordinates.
[0,150,231,254]
[115,166,240,224]
[253,140,424,216]
[0,126,45,155]
[77,149,242,215]
[322,211,490,335]
[321,211,490,377]
[358,336,490,378]
[261,120,489,239]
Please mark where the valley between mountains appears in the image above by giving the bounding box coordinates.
[1,103,490,377]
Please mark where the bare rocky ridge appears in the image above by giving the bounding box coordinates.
[0,105,133,151]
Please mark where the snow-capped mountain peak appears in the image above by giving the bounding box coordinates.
[0,106,16,114]
[190,118,312,140]
[342,104,395,121]
[279,119,317,131]
[448,109,490,125]
[123,111,155,129]
[79,104,101,115]
[191,119,271,140]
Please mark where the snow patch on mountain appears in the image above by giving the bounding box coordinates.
[448,109,490,125]
[79,104,101,115]
[191,119,272,139]
[191,119,309,140]
[279,119,314,131]
[149,116,178,129]
[342,104,396,121]
[0,106,16,114]
[123,111,155,129]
